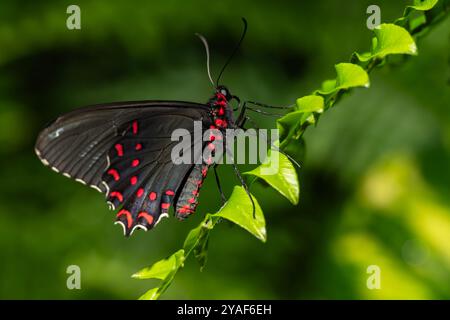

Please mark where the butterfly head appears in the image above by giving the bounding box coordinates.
[215,85,233,101]
[208,86,237,124]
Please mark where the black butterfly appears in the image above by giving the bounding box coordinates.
[35,19,290,236]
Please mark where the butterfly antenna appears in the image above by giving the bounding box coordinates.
[195,33,215,87]
[216,17,248,86]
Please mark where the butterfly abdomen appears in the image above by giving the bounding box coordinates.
[175,164,209,219]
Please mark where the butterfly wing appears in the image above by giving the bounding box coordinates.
[35,100,212,235]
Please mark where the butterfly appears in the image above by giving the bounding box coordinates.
[35,19,291,236]
[36,88,237,235]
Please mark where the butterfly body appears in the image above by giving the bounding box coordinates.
[175,86,236,219]
[35,87,237,236]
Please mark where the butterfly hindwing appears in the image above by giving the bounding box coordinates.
[103,115,207,235]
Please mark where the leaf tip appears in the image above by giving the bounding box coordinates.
[409,42,418,55]
[258,227,267,243]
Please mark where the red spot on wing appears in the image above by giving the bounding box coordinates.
[130,176,138,185]
[132,121,138,135]
[149,192,157,201]
[110,191,123,202]
[188,198,196,204]
[165,190,175,196]
[138,212,154,225]
[178,205,194,215]
[117,209,132,228]
[136,188,144,197]
[115,144,124,156]
[161,203,170,209]
[131,159,140,167]
[135,143,142,151]
[218,107,225,115]
[207,143,215,150]
[107,169,120,181]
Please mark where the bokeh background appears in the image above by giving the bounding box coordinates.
[0,0,448,299]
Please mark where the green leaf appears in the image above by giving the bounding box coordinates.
[407,0,439,11]
[295,95,324,113]
[193,231,210,271]
[409,13,427,31]
[300,112,316,125]
[318,63,370,94]
[277,95,324,144]
[373,24,418,58]
[396,0,438,29]
[355,24,417,61]
[133,249,185,300]
[213,186,266,242]
[320,79,337,93]
[183,215,218,270]
[138,287,159,300]
[277,110,307,143]
[244,150,299,205]
[132,249,185,280]
[183,223,203,256]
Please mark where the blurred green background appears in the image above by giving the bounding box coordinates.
[0,0,449,299]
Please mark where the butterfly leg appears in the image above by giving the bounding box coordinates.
[238,113,261,130]
[213,164,227,205]
[237,116,248,129]
[236,103,263,129]
[231,162,256,218]
[222,138,256,217]
[235,101,248,127]
[231,95,241,112]
[242,100,291,117]
[245,100,293,109]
